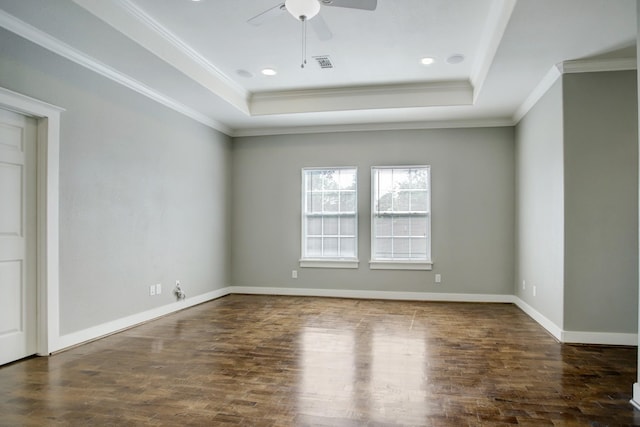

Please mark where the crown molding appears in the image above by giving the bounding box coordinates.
[560,57,637,74]
[513,56,637,124]
[232,117,515,138]
[72,0,250,114]
[250,81,474,116]
[0,9,233,136]
[116,0,247,98]
[512,65,562,124]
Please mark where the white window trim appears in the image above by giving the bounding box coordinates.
[299,259,360,269]
[369,260,432,270]
[370,165,432,270]
[300,167,358,269]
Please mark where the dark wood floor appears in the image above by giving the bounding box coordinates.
[0,295,638,426]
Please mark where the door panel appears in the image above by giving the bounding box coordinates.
[0,108,37,366]
[0,163,23,237]
[0,260,23,334]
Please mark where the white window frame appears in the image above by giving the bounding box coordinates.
[370,165,432,270]
[300,167,359,269]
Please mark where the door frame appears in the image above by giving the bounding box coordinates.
[0,86,62,356]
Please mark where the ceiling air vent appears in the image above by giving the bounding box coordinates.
[313,56,334,69]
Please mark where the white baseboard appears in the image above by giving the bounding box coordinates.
[512,296,638,346]
[228,286,514,303]
[53,286,638,353]
[55,287,231,352]
[632,383,640,410]
[561,330,638,346]
[512,297,563,341]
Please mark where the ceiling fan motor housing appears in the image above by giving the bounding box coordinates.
[285,0,321,21]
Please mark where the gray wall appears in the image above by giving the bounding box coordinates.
[563,71,638,333]
[515,70,639,334]
[515,79,565,327]
[231,128,515,294]
[0,28,232,335]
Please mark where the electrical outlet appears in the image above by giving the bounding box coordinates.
[155,283,162,295]
[149,284,156,296]
[174,280,186,300]
[435,274,442,284]
[533,285,537,297]
[292,270,298,279]
[522,280,526,290]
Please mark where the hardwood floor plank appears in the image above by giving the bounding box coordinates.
[0,295,637,426]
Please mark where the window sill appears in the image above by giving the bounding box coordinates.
[369,260,433,270]
[299,259,360,269]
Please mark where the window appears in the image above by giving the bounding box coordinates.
[301,168,358,268]
[371,166,431,270]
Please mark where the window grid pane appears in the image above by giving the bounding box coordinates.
[303,168,358,260]
[372,166,430,261]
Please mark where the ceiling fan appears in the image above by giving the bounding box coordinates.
[248,0,377,68]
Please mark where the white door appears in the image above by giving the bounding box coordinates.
[0,107,37,365]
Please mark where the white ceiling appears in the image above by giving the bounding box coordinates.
[0,0,636,136]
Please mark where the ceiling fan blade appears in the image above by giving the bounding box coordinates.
[310,15,333,40]
[247,2,286,26]
[321,0,377,11]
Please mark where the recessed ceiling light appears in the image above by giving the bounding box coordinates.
[261,68,277,76]
[420,57,435,66]
[446,54,465,65]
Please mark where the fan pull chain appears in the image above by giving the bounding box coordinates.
[301,16,307,69]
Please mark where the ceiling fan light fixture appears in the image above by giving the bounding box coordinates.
[285,0,320,21]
